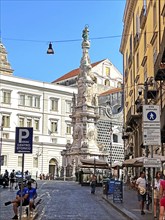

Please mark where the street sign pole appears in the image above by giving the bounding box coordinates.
[19,153,24,220]
[15,127,33,220]
[143,105,161,220]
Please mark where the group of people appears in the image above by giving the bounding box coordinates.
[136,170,165,219]
[4,180,37,219]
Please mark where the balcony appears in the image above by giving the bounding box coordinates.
[126,105,141,128]
[147,89,159,99]
[135,97,143,113]
[140,7,147,29]
[155,62,165,81]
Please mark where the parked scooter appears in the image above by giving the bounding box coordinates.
[0,174,9,188]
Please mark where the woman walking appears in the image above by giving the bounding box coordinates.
[159,179,165,220]
[153,171,162,218]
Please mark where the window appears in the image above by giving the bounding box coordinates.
[18,156,22,167]
[144,31,147,53]
[51,138,57,144]
[153,2,157,30]
[130,70,133,86]
[34,96,40,108]
[66,102,72,113]
[26,95,33,107]
[66,123,71,134]
[34,136,39,142]
[2,90,11,104]
[33,157,38,168]
[2,115,10,128]
[144,65,147,81]
[19,117,25,127]
[105,79,110,86]
[19,94,25,106]
[51,99,58,111]
[136,52,139,71]
[51,121,58,133]
[67,139,71,144]
[19,93,40,108]
[113,134,118,143]
[153,43,157,64]
[143,0,147,12]
[130,34,132,54]
[1,155,7,166]
[105,67,110,76]
[27,118,32,127]
[2,133,9,139]
[34,119,39,131]
[126,51,128,66]
[136,12,140,36]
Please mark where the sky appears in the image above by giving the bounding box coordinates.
[1,0,126,83]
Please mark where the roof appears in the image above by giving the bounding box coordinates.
[99,87,122,96]
[52,59,106,83]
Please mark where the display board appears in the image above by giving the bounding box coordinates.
[113,180,123,203]
[108,179,115,195]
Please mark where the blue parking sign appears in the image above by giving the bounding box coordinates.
[15,127,33,153]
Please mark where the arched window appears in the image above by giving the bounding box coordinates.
[105,79,110,86]
[93,76,97,83]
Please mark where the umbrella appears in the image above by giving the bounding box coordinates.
[112,161,123,168]
[123,154,165,167]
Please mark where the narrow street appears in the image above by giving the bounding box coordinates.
[0,180,127,220]
[36,181,127,220]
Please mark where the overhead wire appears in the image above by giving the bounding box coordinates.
[1,30,164,44]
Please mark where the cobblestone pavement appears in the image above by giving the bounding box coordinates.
[0,181,127,220]
[36,181,127,220]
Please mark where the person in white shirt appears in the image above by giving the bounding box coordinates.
[136,171,147,215]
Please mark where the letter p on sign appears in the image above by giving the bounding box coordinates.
[19,129,30,143]
[15,127,33,153]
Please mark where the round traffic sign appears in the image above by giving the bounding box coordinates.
[147,111,157,121]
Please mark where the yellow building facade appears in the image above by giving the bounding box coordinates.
[120,0,165,159]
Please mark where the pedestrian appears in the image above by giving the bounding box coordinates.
[25,180,37,216]
[153,171,162,218]
[4,182,29,219]
[136,171,147,215]
[4,169,9,179]
[90,174,97,194]
[159,179,165,220]
[9,169,15,190]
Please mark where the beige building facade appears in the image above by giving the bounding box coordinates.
[120,0,165,159]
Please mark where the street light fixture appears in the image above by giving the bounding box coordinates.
[47,42,54,54]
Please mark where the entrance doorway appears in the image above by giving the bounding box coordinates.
[49,158,57,179]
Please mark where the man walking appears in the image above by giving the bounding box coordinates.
[9,169,15,189]
[136,171,147,215]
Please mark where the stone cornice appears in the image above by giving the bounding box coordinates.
[120,0,137,53]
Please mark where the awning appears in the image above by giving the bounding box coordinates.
[80,158,109,169]
[123,154,165,167]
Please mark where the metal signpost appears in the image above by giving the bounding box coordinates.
[143,105,161,219]
[15,127,33,220]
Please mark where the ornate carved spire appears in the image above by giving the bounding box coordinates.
[0,42,13,75]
